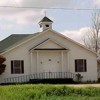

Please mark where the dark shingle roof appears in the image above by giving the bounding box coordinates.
[0,33,39,53]
[39,16,53,23]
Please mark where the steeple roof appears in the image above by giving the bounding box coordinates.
[39,16,53,23]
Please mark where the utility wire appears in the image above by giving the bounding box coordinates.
[0,6,100,10]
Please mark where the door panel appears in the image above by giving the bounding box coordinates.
[38,52,61,73]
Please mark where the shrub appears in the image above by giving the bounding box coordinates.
[0,55,6,75]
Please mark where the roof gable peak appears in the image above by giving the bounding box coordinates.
[39,16,53,23]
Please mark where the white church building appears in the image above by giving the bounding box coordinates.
[0,16,98,83]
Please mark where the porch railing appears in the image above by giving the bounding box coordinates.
[3,72,77,84]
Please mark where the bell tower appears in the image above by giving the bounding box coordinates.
[39,16,53,32]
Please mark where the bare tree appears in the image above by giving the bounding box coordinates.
[83,10,100,79]
[83,10,100,53]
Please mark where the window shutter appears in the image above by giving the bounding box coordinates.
[84,60,87,72]
[21,60,24,73]
[75,60,77,72]
[11,61,13,74]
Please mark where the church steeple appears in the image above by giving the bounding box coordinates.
[39,16,53,32]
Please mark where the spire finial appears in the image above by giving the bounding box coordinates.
[45,10,47,16]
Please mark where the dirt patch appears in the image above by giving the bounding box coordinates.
[67,84,100,87]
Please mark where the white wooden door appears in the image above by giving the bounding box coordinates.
[38,51,61,73]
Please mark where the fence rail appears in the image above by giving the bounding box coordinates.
[3,72,77,83]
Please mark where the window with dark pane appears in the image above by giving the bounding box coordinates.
[40,24,42,28]
[75,59,87,72]
[11,60,24,74]
[45,25,49,27]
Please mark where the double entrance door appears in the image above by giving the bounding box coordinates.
[38,51,61,73]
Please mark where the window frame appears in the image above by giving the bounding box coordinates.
[75,59,87,72]
[11,60,24,74]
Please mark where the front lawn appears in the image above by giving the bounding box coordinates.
[0,84,100,100]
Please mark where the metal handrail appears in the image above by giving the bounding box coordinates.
[3,72,77,83]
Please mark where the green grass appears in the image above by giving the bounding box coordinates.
[0,84,100,100]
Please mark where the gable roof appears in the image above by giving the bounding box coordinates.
[29,38,68,51]
[0,29,96,55]
[0,33,39,53]
[39,16,53,23]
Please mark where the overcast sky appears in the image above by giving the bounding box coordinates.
[0,0,100,44]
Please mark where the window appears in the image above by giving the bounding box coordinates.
[11,60,24,74]
[75,59,87,72]
[45,25,49,27]
[40,24,42,28]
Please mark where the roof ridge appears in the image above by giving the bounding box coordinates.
[0,34,30,42]
[11,34,33,35]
